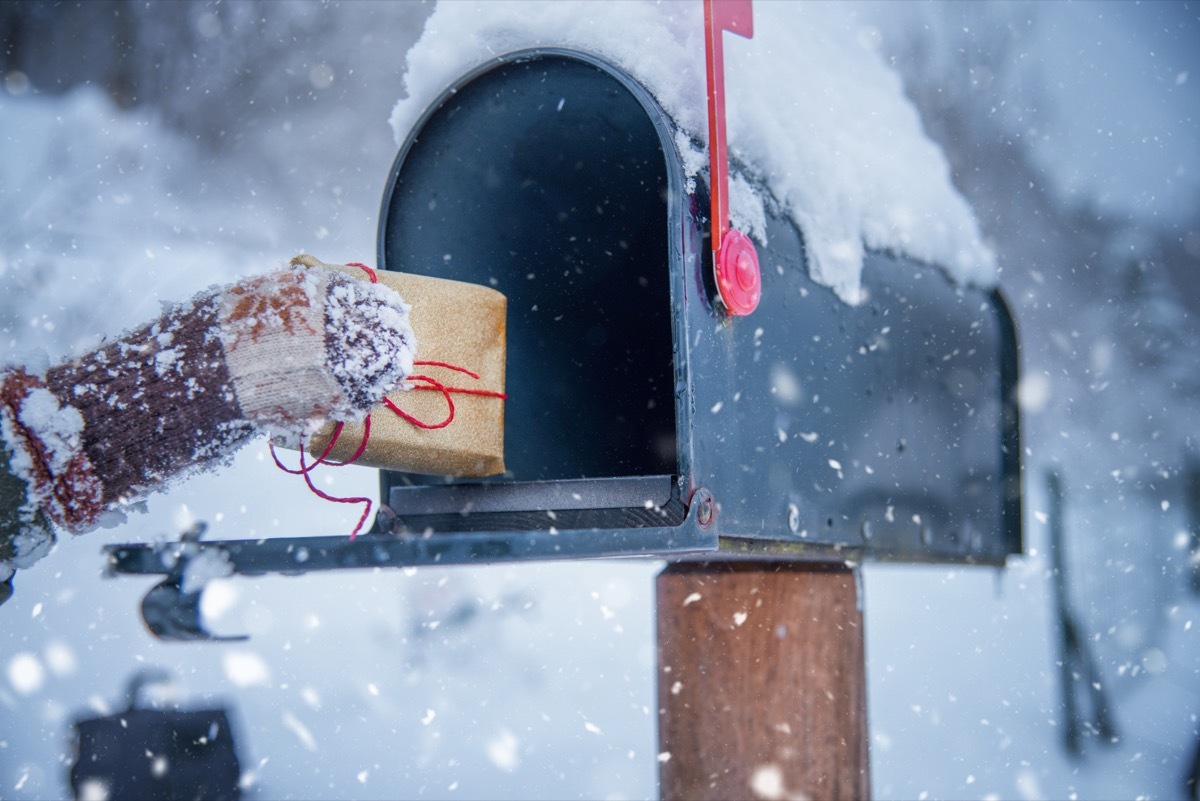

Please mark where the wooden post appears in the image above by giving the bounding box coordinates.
[657,561,869,801]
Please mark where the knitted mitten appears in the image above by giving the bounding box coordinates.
[0,258,415,602]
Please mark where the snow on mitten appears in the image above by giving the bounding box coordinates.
[0,259,415,598]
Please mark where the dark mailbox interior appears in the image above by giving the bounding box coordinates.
[378,52,681,524]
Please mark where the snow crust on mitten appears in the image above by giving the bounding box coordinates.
[323,271,416,412]
[0,369,103,534]
[218,264,415,438]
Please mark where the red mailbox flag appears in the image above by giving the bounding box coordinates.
[704,0,761,316]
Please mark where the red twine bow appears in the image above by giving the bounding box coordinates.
[268,262,506,539]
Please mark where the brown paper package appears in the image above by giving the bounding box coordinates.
[293,256,507,477]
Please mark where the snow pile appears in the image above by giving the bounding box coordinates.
[390,0,996,303]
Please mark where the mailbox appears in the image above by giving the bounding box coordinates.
[372,48,1021,565]
[106,47,1021,638]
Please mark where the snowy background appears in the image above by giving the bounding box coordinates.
[1,1,1198,799]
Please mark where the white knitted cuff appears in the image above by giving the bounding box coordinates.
[218,264,415,437]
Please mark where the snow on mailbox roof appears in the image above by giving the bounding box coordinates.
[390,0,996,304]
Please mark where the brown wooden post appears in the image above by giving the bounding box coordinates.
[657,561,869,801]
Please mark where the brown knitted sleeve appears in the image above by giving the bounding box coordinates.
[43,290,255,514]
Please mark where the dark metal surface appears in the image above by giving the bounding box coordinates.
[387,475,674,515]
[691,219,1021,564]
[107,487,713,579]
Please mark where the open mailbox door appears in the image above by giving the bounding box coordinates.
[106,47,1020,639]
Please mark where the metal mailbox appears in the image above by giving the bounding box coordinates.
[371,48,1021,565]
[106,48,1021,638]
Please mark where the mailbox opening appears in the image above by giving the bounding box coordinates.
[377,50,689,533]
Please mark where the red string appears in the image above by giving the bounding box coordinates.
[316,414,372,468]
[346,262,378,283]
[270,422,345,475]
[414,360,479,379]
[385,376,456,430]
[272,262,505,539]
[396,360,507,429]
[296,453,373,538]
[268,416,374,539]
